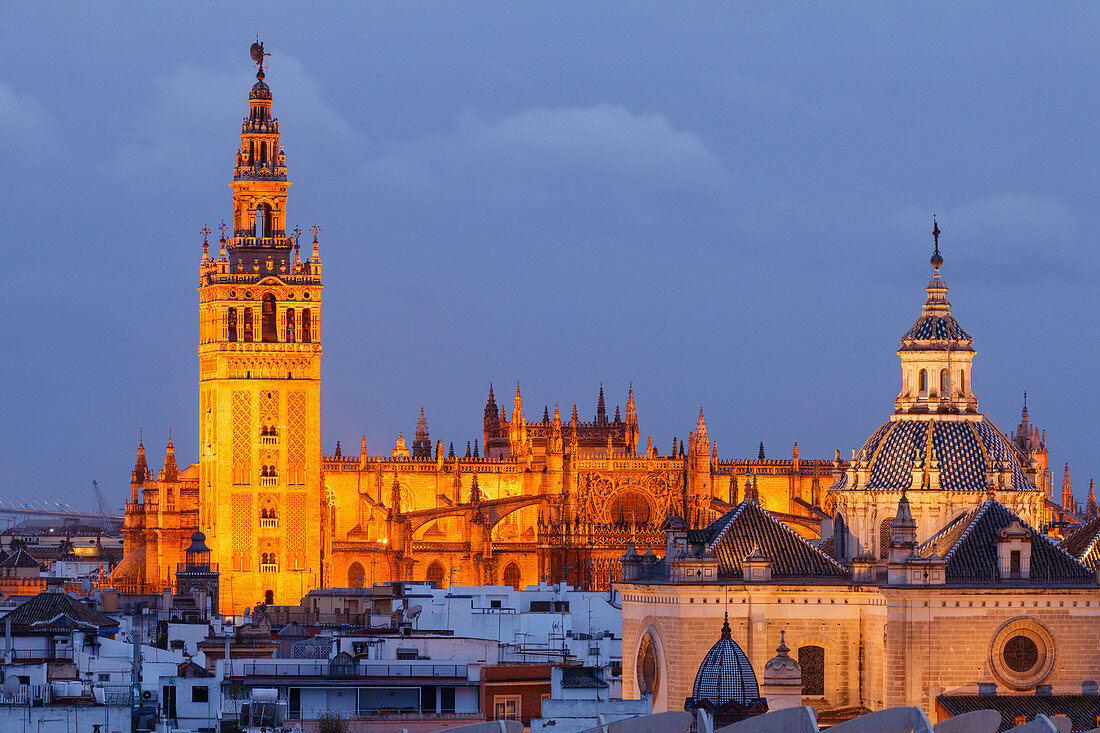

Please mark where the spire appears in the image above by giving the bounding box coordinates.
[720,611,731,640]
[470,474,481,504]
[695,408,708,439]
[626,383,636,420]
[758,441,766,461]
[448,442,455,459]
[1062,463,1074,512]
[513,382,524,421]
[131,438,148,484]
[596,384,607,424]
[473,439,480,458]
[484,383,499,427]
[571,404,578,425]
[412,407,432,459]
[1088,479,1098,521]
[161,434,179,482]
[465,441,471,458]
[543,406,550,424]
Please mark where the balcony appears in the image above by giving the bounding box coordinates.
[177,562,219,575]
[260,517,279,529]
[260,476,278,486]
[260,563,279,574]
[260,435,279,446]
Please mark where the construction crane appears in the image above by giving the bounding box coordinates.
[91,480,112,535]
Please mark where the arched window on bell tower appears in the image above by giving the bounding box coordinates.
[302,308,312,343]
[243,307,254,342]
[261,294,277,342]
[254,203,273,239]
[919,369,928,394]
[227,307,237,342]
[285,308,295,343]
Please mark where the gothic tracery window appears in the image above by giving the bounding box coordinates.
[503,562,522,591]
[285,307,295,343]
[426,561,445,588]
[302,308,312,343]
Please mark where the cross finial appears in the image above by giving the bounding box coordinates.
[310,222,321,240]
[218,219,228,241]
[292,225,301,245]
[930,214,943,272]
[1023,390,1027,409]
[201,226,211,244]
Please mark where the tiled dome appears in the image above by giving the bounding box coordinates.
[843,418,1034,493]
[692,614,760,707]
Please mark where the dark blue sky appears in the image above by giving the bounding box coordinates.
[2,3,1097,512]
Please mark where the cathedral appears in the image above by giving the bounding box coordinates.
[111,52,846,614]
[111,49,1092,622]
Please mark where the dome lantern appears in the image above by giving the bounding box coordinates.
[894,219,979,416]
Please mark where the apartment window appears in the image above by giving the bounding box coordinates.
[441,687,455,713]
[97,673,110,682]
[494,696,519,721]
[192,686,209,703]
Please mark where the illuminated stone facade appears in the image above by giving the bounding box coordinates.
[619,239,1100,725]
[113,57,841,612]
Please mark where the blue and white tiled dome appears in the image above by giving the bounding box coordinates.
[840,417,1034,493]
[692,614,760,707]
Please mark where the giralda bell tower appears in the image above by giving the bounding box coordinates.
[197,43,323,613]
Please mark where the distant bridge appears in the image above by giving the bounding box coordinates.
[0,450,124,530]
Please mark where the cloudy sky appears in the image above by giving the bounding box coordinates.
[2,3,1098,512]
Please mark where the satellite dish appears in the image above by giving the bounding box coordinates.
[2,676,21,697]
[405,605,422,621]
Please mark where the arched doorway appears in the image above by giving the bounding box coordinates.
[503,562,522,591]
[348,561,365,588]
[607,490,652,525]
[426,561,445,588]
[264,589,274,606]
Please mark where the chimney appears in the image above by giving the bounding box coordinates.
[1083,680,1098,696]
[977,683,997,697]
[1036,684,1052,696]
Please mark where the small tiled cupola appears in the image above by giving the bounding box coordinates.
[996,519,1032,580]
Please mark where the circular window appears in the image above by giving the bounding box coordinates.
[303,291,310,299]
[229,290,237,299]
[990,618,1055,689]
[1003,635,1038,674]
[245,290,253,299]
[287,292,295,299]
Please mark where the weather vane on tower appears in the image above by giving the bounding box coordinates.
[250,37,271,79]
